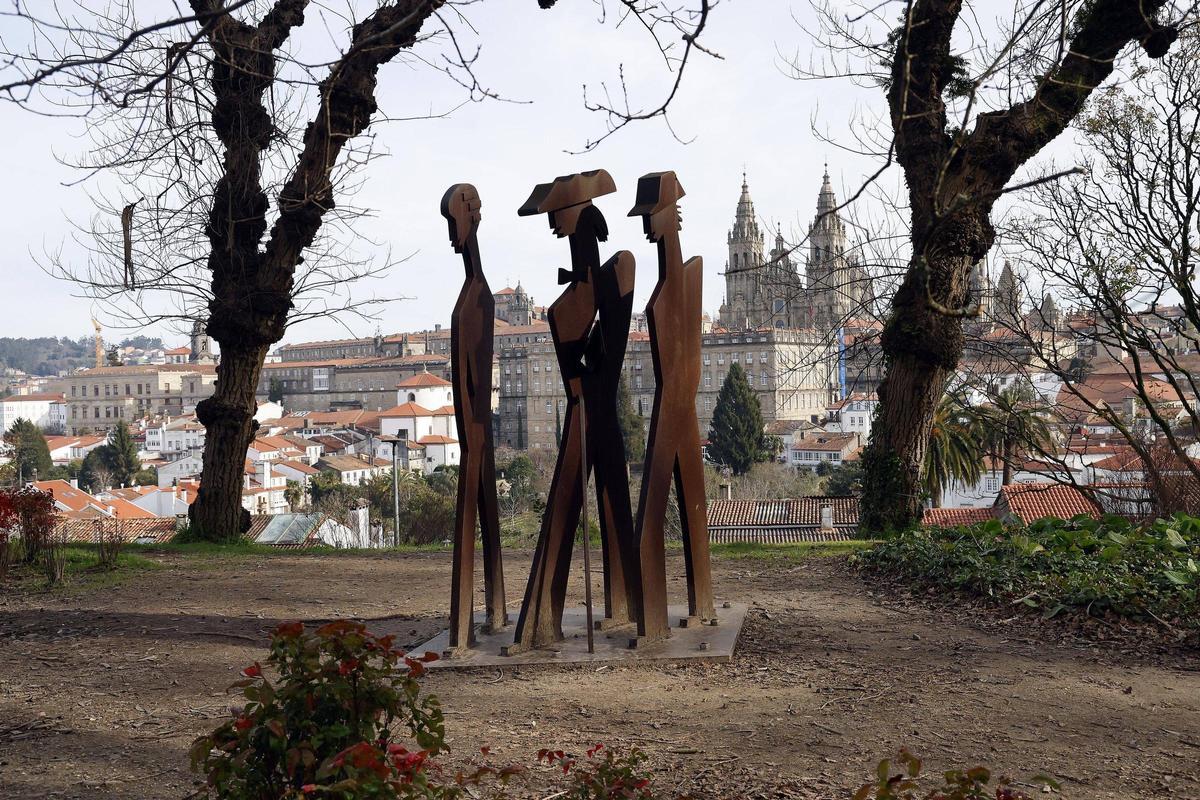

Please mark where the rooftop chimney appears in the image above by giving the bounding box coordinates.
[719,483,732,500]
[820,504,834,532]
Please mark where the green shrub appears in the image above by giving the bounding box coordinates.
[853,749,1054,799]
[397,485,455,545]
[857,514,1200,628]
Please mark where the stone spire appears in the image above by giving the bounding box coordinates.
[994,259,1021,329]
[809,167,846,249]
[817,164,837,219]
[1038,292,1061,331]
[729,173,761,244]
[969,258,991,315]
[720,174,765,330]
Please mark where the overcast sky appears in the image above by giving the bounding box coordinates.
[0,1,1054,350]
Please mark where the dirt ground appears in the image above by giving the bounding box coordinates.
[1,548,1198,799]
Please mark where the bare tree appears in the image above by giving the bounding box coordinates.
[987,31,1200,514]
[0,0,715,540]
[795,0,1192,532]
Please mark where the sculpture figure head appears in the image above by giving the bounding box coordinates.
[628,171,685,243]
[441,183,482,254]
[518,169,616,238]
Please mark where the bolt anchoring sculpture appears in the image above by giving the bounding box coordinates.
[505,170,641,653]
[629,171,715,643]
[442,183,507,650]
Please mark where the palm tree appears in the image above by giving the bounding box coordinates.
[924,396,985,507]
[969,385,1054,485]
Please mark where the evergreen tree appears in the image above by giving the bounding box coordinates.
[106,346,122,366]
[3,418,53,481]
[268,377,284,404]
[105,421,142,487]
[616,376,645,463]
[707,363,767,476]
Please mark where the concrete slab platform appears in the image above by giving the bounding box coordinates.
[406,603,747,670]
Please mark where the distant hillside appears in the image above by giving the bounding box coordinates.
[118,335,165,351]
[0,336,168,376]
[0,337,95,376]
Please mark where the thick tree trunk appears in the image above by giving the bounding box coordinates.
[184,1,441,542]
[859,216,984,534]
[189,343,269,540]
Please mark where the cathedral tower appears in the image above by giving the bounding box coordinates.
[719,176,765,329]
[805,169,865,328]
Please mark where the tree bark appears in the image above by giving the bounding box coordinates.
[190,343,268,538]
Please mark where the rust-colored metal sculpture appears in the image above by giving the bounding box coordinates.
[442,183,507,650]
[506,170,640,653]
[629,171,715,642]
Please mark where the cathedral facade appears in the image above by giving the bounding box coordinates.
[718,172,873,332]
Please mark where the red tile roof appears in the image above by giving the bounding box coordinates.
[397,372,451,388]
[379,401,435,418]
[922,507,994,527]
[58,518,179,544]
[707,497,860,528]
[31,480,100,513]
[417,434,458,445]
[3,392,66,402]
[275,459,320,475]
[791,433,859,452]
[997,483,1102,523]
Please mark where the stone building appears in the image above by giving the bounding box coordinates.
[64,364,217,434]
[493,283,546,326]
[497,325,835,451]
[255,353,461,413]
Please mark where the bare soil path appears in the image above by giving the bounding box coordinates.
[1,549,1197,799]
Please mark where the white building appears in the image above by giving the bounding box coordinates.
[378,371,459,474]
[826,393,878,439]
[158,452,204,487]
[44,434,107,465]
[0,392,66,433]
[144,415,207,456]
[242,460,289,515]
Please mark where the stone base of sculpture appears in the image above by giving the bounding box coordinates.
[407,602,747,670]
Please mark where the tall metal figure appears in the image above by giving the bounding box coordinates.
[506,170,640,653]
[629,171,715,642]
[442,184,507,650]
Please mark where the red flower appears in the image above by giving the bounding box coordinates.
[275,621,304,639]
[337,658,359,676]
[241,663,262,678]
[300,784,317,794]
[587,743,604,757]
[233,716,253,732]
